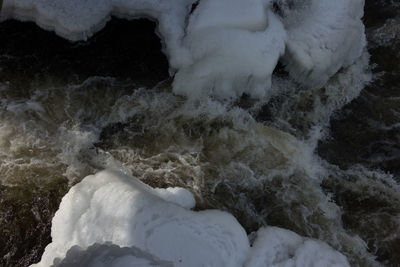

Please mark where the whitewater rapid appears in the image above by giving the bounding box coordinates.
[0,0,399,266]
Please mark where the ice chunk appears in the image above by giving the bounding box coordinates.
[279,0,366,87]
[173,8,286,99]
[33,170,249,267]
[246,227,350,267]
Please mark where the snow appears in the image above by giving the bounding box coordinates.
[33,170,350,267]
[0,0,194,68]
[187,0,269,32]
[246,227,350,267]
[53,243,173,267]
[153,187,196,209]
[173,8,286,99]
[0,0,367,100]
[0,1,371,266]
[32,170,249,267]
[280,0,366,87]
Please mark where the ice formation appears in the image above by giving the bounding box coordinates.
[279,0,366,87]
[0,0,366,99]
[173,2,286,99]
[33,170,250,267]
[33,170,350,267]
[246,227,350,267]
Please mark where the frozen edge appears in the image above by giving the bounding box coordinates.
[1,5,147,41]
[0,0,194,72]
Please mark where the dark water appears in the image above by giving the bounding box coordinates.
[319,0,400,181]
[318,0,400,265]
[0,1,399,266]
[0,19,169,267]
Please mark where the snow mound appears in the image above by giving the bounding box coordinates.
[0,0,366,99]
[173,4,287,99]
[33,170,350,267]
[279,0,366,87]
[246,227,350,267]
[32,170,249,267]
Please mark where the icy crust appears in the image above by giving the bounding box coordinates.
[34,170,350,267]
[1,0,366,99]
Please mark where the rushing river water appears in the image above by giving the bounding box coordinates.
[0,1,399,266]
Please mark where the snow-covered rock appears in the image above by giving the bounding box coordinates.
[0,0,367,100]
[246,227,350,267]
[279,0,366,88]
[33,169,350,267]
[32,170,249,267]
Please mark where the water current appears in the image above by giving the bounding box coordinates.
[0,0,399,266]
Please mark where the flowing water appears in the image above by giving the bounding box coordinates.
[0,1,399,266]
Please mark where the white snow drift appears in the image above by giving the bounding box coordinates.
[33,170,350,267]
[0,0,367,99]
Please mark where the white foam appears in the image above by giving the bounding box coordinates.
[1,0,367,99]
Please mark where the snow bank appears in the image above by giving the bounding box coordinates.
[34,170,350,267]
[0,0,366,99]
